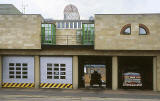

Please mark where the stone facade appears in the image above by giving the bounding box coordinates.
[0,15,42,49]
[95,14,160,50]
[56,29,80,45]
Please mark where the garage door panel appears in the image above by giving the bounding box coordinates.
[40,57,72,88]
[3,56,34,84]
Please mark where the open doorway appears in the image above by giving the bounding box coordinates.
[118,56,153,90]
[78,56,112,89]
[84,64,106,88]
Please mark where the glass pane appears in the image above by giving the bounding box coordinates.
[60,72,66,75]
[74,22,77,28]
[54,72,59,75]
[9,63,14,66]
[22,68,27,70]
[78,22,81,28]
[60,68,66,71]
[54,64,59,68]
[54,76,59,79]
[9,76,14,78]
[70,22,73,28]
[62,22,65,28]
[47,72,52,75]
[16,63,21,66]
[60,76,66,79]
[139,27,147,35]
[54,68,59,71]
[66,22,69,28]
[22,63,27,66]
[124,27,131,34]
[23,76,28,79]
[22,72,27,74]
[9,71,14,74]
[16,76,21,78]
[60,64,66,67]
[47,76,52,79]
[9,67,14,70]
[16,67,21,70]
[47,68,52,71]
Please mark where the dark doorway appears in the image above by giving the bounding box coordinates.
[118,56,153,90]
[78,56,112,89]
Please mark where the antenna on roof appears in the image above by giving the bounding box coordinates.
[21,0,28,14]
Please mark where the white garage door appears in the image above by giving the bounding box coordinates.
[2,56,34,88]
[40,57,72,88]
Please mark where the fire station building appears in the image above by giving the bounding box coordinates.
[0,4,160,91]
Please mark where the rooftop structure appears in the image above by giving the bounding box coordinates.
[0,4,21,14]
[64,4,80,20]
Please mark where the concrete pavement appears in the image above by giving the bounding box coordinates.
[0,88,160,101]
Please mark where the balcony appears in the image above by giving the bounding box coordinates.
[41,35,94,46]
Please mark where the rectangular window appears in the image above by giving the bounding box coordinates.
[66,22,69,28]
[70,22,73,28]
[78,22,82,28]
[9,63,28,79]
[74,22,77,28]
[46,63,66,80]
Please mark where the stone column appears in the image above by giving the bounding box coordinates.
[153,57,157,91]
[0,56,2,88]
[112,56,118,90]
[157,56,160,91]
[73,56,78,89]
[35,56,40,88]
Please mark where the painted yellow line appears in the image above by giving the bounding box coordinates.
[65,84,70,88]
[25,83,30,87]
[42,83,48,88]
[56,83,61,88]
[69,85,72,88]
[16,83,22,87]
[47,83,53,88]
[51,83,57,88]
[60,84,66,88]
[12,83,18,87]
[21,83,26,87]
[40,83,44,87]
[8,83,13,87]
[3,83,9,87]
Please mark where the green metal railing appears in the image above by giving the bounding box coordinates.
[82,24,94,45]
[41,23,94,45]
[41,24,56,45]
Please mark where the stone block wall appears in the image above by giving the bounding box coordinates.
[0,15,42,49]
[95,14,160,50]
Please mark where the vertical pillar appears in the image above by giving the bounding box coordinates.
[73,56,78,89]
[0,56,2,88]
[35,56,40,88]
[112,56,118,90]
[157,56,160,91]
[153,57,157,91]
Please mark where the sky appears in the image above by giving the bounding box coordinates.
[0,0,160,19]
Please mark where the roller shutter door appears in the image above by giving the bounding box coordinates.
[40,57,72,88]
[2,56,34,88]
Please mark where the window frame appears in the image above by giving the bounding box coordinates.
[120,24,131,35]
[139,24,150,35]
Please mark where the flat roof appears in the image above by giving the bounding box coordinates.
[95,13,160,15]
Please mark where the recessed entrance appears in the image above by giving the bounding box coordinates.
[78,56,112,89]
[118,56,153,90]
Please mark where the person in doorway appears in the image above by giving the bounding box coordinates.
[90,70,102,87]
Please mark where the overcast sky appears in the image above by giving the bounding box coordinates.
[0,0,160,19]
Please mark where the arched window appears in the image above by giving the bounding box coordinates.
[139,24,149,35]
[120,24,131,35]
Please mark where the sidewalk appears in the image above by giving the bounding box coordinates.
[0,88,160,101]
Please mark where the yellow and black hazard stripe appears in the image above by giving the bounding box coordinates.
[2,83,34,88]
[40,83,72,89]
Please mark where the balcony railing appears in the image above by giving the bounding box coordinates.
[41,35,94,45]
